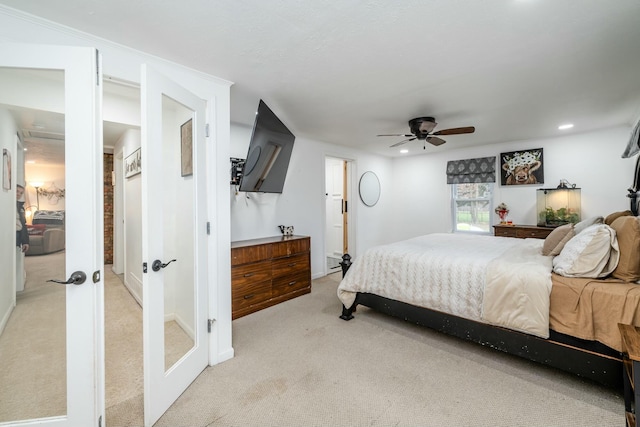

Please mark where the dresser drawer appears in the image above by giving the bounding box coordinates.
[272,253,310,278]
[232,280,272,310]
[272,272,311,298]
[272,237,310,258]
[494,227,517,237]
[515,228,552,239]
[231,244,272,266]
[231,260,272,286]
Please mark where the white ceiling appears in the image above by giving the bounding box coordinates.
[2,0,640,158]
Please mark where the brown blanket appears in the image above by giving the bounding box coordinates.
[550,273,640,351]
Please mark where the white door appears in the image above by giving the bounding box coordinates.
[0,44,104,426]
[141,65,208,427]
[325,158,349,270]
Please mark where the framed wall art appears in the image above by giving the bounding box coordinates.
[180,118,193,177]
[125,148,141,178]
[500,148,544,185]
[3,148,11,190]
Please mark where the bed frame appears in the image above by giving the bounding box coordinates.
[337,254,623,389]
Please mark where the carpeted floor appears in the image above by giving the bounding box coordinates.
[2,259,627,427]
[150,272,624,427]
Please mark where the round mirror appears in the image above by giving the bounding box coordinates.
[359,171,381,207]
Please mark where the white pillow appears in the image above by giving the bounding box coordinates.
[552,224,619,278]
[574,216,604,234]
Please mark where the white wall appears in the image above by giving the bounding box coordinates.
[230,123,637,278]
[0,6,234,366]
[389,125,636,241]
[24,164,65,213]
[230,123,394,278]
[114,130,143,303]
[0,108,17,335]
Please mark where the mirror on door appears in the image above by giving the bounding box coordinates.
[0,67,68,423]
[160,94,196,372]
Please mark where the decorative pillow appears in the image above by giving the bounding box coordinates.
[574,216,604,234]
[553,224,619,278]
[27,224,46,235]
[605,210,632,225]
[542,224,575,256]
[609,216,640,282]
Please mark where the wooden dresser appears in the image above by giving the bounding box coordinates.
[231,235,311,319]
[493,224,553,240]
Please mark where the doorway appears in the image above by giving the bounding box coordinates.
[325,156,353,274]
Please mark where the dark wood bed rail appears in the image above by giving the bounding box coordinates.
[337,253,623,388]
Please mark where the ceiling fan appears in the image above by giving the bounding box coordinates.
[378,117,475,149]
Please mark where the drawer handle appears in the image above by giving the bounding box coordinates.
[288,281,297,286]
[243,294,254,300]
[288,263,297,267]
[243,273,254,278]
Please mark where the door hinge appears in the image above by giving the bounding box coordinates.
[208,318,215,333]
[98,415,102,427]
[205,123,210,138]
[143,262,148,273]
[207,221,211,235]
[92,270,101,283]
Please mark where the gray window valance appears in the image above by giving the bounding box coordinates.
[446,156,496,184]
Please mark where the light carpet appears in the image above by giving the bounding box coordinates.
[147,272,623,427]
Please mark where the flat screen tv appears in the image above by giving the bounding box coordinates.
[239,100,295,193]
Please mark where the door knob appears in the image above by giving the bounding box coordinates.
[152,259,176,272]
[47,271,87,285]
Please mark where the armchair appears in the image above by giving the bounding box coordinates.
[25,210,66,256]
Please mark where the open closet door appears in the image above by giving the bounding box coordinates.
[0,44,104,427]
[141,65,208,427]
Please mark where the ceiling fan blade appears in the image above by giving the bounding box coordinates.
[426,136,446,146]
[377,134,414,137]
[432,126,475,136]
[390,137,416,147]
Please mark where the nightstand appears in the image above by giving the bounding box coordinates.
[619,323,640,427]
[493,224,553,239]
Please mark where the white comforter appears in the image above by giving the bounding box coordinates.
[337,233,554,338]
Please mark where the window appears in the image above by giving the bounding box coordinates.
[451,183,494,233]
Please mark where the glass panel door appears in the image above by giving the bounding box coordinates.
[141,65,207,427]
[0,43,103,427]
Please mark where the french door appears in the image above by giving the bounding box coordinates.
[141,65,208,427]
[0,44,104,426]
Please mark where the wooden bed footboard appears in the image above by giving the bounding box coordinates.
[337,253,622,388]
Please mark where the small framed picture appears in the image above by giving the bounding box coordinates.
[181,118,193,177]
[125,148,141,178]
[3,148,11,190]
[500,148,544,185]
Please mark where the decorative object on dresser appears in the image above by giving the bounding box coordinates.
[494,202,509,223]
[231,235,311,319]
[493,224,553,239]
[278,225,294,236]
[537,180,581,227]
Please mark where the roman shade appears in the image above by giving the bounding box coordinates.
[446,156,496,184]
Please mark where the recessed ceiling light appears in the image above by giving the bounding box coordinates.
[400,149,409,154]
[558,123,574,130]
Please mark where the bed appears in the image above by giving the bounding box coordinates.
[337,214,640,388]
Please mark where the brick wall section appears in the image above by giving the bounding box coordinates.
[104,153,114,264]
